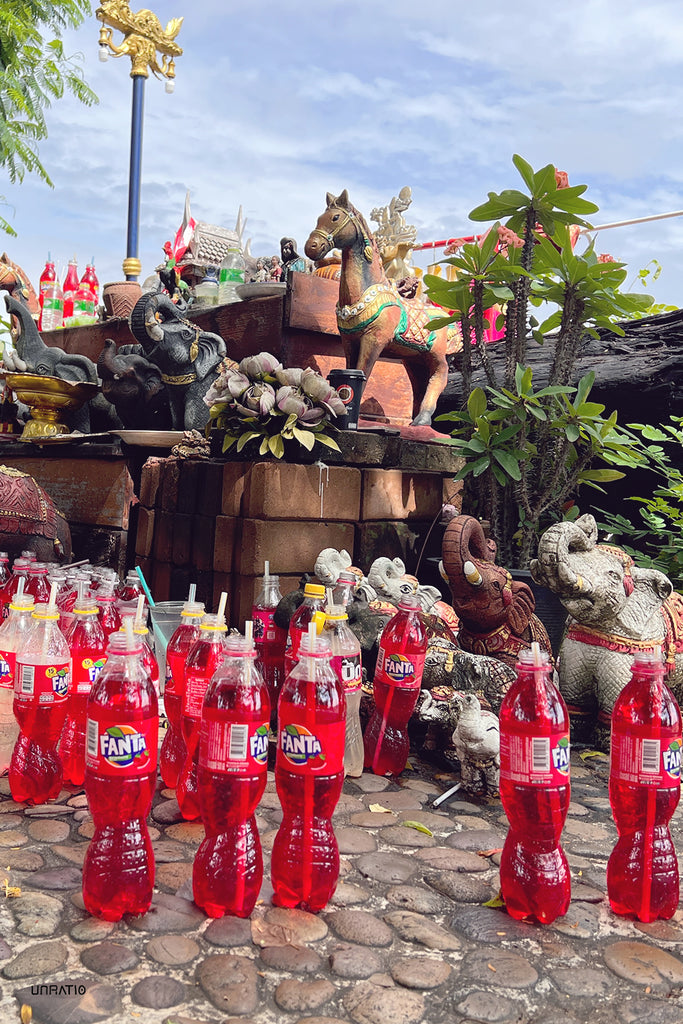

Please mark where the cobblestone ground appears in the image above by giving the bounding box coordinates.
[1,750,683,1024]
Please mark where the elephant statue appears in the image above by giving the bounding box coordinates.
[365,555,458,630]
[0,466,71,561]
[441,514,552,668]
[97,340,171,430]
[128,293,227,431]
[4,296,97,383]
[531,513,683,748]
[314,548,364,591]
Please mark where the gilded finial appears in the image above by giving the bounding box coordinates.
[96,1,183,81]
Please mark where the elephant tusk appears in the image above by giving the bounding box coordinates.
[463,560,483,586]
[438,559,449,584]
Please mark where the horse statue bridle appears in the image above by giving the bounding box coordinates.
[308,206,373,263]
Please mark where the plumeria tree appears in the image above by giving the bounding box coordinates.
[205,353,345,459]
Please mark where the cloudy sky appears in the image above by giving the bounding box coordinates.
[3,0,683,309]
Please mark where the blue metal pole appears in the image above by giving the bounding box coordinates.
[125,74,146,281]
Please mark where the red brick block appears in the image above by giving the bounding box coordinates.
[191,515,216,572]
[199,462,226,517]
[159,459,181,511]
[152,511,174,562]
[222,463,249,517]
[236,519,354,577]
[214,516,237,573]
[360,469,444,521]
[135,507,155,558]
[233,572,301,629]
[139,458,163,508]
[151,561,171,602]
[177,462,201,515]
[442,475,462,508]
[171,513,193,567]
[244,463,361,521]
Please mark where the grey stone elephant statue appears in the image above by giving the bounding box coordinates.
[128,293,227,431]
[97,340,171,430]
[4,296,98,383]
[531,513,683,748]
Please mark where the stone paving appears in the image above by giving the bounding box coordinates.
[2,751,683,1024]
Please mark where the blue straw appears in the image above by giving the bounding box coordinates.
[135,565,156,608]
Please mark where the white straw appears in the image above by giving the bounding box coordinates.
[16,577,24,598]
[307,620,316,653]
[48,581,58,613]
[264,560,270,578]
[531,641,542,667]
[326,587,334,612]
[217,591,227,621]
[135,593,145,627]
[124,616,135,651]
[432,782,462,807]
[188,583,196,603]
[245,620,253,645]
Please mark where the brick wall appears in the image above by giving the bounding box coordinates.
[135,454,460,625]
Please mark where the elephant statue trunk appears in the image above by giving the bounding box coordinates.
[531,517,597,600]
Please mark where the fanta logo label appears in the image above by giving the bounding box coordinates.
[384,653,415,682]
[552,737,570,775]
[0,659,11,680]
[664,740,681,779]
[250,726,269,764]
[100,725,149,767]
[280,724,325,767]
[52,669,69,697]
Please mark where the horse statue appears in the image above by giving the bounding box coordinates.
[304,190,461,427]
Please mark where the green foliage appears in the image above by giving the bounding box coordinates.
[597,418,683,591]
[429,154,655,567]
[0,1,97,190]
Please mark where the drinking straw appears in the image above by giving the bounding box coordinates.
[244,620,253,687]
[303,619,317,904]
[15,577,24,598]
[217,592,227,622]
[264,560,270,578]
[641,645,663,920]
[244,620,253,645]
[48,581,58,612]
[432,782,462,808]
[61,559,89,570]
[326,588,334,613]
[135,565,155,608]
[135,594,145,628]
[188,583,196,604]
[123,615,135,651]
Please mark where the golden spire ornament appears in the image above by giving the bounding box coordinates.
[96,1,183,87]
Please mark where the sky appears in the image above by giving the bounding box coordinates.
[3,0,683,309]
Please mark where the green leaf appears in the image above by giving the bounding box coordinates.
[292,426,316,451]
[467,387,487,420]
[470,456,491,477]
[512,153,535,191]
[492,450,522,480]
[236,430,261,453]
[313,433,342,452]
[221,433,237,453]
[579,469,626,483]
[259,436,269,455]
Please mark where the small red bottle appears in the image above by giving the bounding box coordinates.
[499,645,571,924]
[607,650,681,922]
[177,612,227,820]
[62,257,79,321]
[60,597,107,786]
[194,634,270,918]
[363,596,427,776]
[252,564,286,721]
[284,583,326,677]
[96,583,121,639]
[160,598,204,788]
[80,260,100,306]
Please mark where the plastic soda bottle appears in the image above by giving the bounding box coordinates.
[0,552,9,589]
[332,570,358,608]
[194,634,271,917]
[10,601,71,804]
[119,616,159,697]
[96,582,121,638]
[0,593,35,773]
[217,247,245,304]
[498,645,571,924]
[39,256,56,296]
[116,570,143,611]
[160,598,204,788]
[607,649,681,921]
[0,558,30,619]
[284,583,326,677]
[363,595,427,776]
[324,605,363,777]
[24,562,50,604]
[252,563,286,719]
[177,611,227,820]
[62,257,79,321]
[80,261,100,306]
[271,630,345,912]
[82,631,158,920]
[39,276,63,332]
[60,598,107,786]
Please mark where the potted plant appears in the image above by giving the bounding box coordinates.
[426,156,653,569]
[204,351,345,459]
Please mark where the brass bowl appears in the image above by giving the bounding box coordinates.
[2,373,99,439]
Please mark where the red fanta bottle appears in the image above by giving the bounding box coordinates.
[499,645,571,924]
[363,596,427,776]
[10,603,71,804]
[82,632,158,920]
[160,599,204,788]
[252,565,286,720]
[284,583,326,677]
[0,593,35,773]
[607,650,681,922]
[96,582,121,639]
[177,612,227,820]
[194,635,270,918]
[60,598,107,786]
[271,631,345,912]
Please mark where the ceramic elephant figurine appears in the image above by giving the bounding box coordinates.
[0,466,71,561]
[5,296,98,383]
[365,555,457,624]
[441,514,552,668]
[128,293,227,431]
[97,340,171,430]
[531,513,683,747]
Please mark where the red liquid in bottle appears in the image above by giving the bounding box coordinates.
[160,600,204,788]
[284,583,326,677]
[363,596,427,776]
[271,633,345,912]
[82,633,158,920]
[96,587,121,638]
[194,636,270,918]
[252,571,286,723]
[10,604,71,805]
[177,614,226,820]
[499,648,571,924]
[60,601,107,786]
[607,650,681,922]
